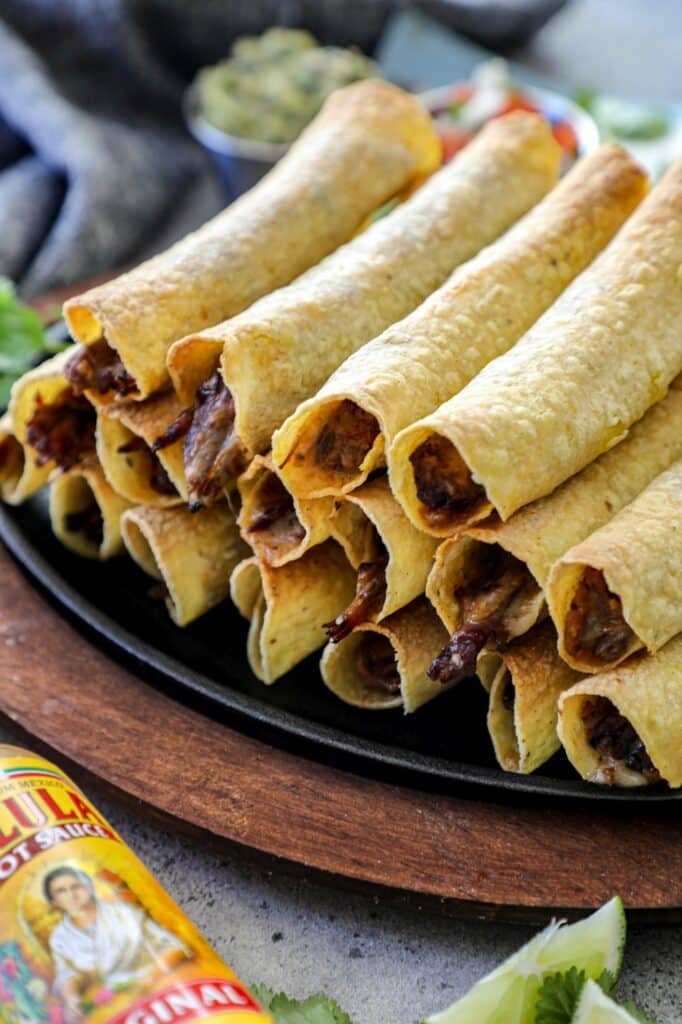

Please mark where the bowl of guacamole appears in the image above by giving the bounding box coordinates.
[186,27,380,196]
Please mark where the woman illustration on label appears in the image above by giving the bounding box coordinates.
[43,865,190,1023]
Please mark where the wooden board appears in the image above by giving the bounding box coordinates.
[2,542,682,922]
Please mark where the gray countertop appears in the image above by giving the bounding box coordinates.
[4,2,682,1021]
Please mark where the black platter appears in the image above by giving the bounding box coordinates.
[1,494,678,804]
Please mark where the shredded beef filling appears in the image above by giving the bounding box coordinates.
[0,435,22,475]
[247,473,305,551]
[313,401,379,475]
[325,550,389,643]
[152,407,194,451]
[410,435,485,527]
[429,550,533,685]
[355,633,401,697]
[117,436,177,497]
[564,567,634,663]
[149,460,177,496]
[581,696,660,781]
[65,337,137,397]
[25,388,96,470]
[184,371,247,511]
[65,501,103,548]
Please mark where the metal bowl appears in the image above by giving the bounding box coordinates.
[183,84,290,198]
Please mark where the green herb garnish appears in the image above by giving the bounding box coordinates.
[252,984,355,1024]
[0,278,68,409]
[534,967,653,1024]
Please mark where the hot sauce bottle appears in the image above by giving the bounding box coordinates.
[0,744,274,1024]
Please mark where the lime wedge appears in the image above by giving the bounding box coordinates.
[425,898,625,1024]
[572,979,642,1023]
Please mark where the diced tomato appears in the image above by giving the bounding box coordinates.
[439,127,476,162]
[497,92,541,116]
[449,84,473,104]
[552,119,579,154]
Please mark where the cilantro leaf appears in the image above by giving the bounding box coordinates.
[596,968,618,996]
[0,278,69,411]
[535,967,587,1024]
[252,984,355,1024]
[534,968,657,1024]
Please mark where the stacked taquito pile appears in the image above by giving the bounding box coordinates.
[6,79,682,790]
[3,80,441,601]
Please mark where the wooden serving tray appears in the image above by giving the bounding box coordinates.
[3,541,682,923]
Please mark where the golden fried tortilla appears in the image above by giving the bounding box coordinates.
[558,633,682,787]
[478,621,582,774]
[327,476,438,629]
[96,391,187,507]
[320,598,449,712]
[395,154,682,534]
[49,460,132,559]
[549,458,682,672]
[237,453,334,567]
[122,502,248,626]
[272,144,646,499]
[230,540,356,683]
[64,80,441,401]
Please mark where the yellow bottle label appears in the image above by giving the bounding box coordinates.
[0,748,272,1024]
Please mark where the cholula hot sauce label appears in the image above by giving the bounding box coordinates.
[0,745,273,1024]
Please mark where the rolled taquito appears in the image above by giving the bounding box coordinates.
[121,503,248,626]
[558,634,682,787]
[477,621,582,774]
[0,414,41,505]
[172,112,560,507]
[273,144,647,499]
[49,460,132,559]
[548,458,682,673]
[62,80,440,404]
[392,154,682,536]
[230,540,355,683]
[325,476,439,641]
[426,384,682,685]
[237,453,334,567]
[96,391,187,507]
[8,348,96,489]
[320,598,449,712]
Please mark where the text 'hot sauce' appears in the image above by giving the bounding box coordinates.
[0,744,273,1024]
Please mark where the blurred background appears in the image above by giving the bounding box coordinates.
[1,0,681,305]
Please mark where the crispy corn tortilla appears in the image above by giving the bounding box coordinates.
[7,349,93,498]
[122,503,248,626]
[549,458,682,672]
[477,621,582,774]
[426,385,682,642]
[64,80,441,401]
[558,633,682,787]
[272,144,646,499]
[426,533,546,640]
[229,540,356,683]
[0,413,39,505]
[397,153,682,531]
[320,598,450,712]
[96,391,187,506]
[172,112,559,478]
[328,476,438,621]
[49,460,132,559]
[237,453,334,567]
